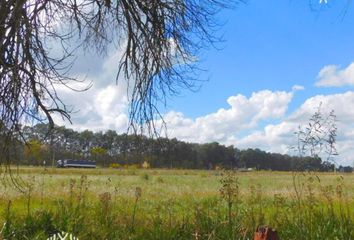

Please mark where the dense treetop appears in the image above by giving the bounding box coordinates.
[16,123,352,172]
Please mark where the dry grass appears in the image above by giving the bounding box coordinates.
[1,167,354,199]
[0,167,353,239]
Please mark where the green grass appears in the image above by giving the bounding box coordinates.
[0,167,353,239]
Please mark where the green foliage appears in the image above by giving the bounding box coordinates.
[90,146,108,167]
[140,173,150,181]
[219,170,241,238]
[15,123,353,171]
[90,147,107,156]
[24,139,45,165]
[155,176,164,183]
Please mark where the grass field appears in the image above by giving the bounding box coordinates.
[0,167,353,239]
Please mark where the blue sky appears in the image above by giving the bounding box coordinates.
[168,1,354,117]
[55,1,354,166]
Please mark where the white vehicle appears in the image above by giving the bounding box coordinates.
[57,159,96,168]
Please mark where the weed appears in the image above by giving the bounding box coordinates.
[219,170,240,238]
[131,186,142,232]
[156,176,164,183]
[140,173,150,181]
[0,169,353,239]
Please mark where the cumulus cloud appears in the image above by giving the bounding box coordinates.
[315,63,354,87]
[235,92,354,166]
[159,89,354,166]
[52,48,130,132]
[161,90,294,143]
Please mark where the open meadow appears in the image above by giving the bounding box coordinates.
[0,167,353,239]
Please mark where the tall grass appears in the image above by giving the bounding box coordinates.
[0,169,353,239]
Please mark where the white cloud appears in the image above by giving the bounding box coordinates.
[235,92,354,166]
[159,89,354,166]
[52,48,130,133]
[315,63,354,87]
[236,122,296,153]
[161,90,293,143]
[292,85,305,91]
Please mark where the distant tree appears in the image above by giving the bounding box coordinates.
[79,130,95,156]
[102,130,119,156]
[90,146,108,167]
[13,123,350,171]
[24,139,43,165]
[338,165,353,173]
[198,142,236,169]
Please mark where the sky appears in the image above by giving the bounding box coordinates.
[53,1,354,166]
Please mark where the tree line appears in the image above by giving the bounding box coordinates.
[10,124,352,172]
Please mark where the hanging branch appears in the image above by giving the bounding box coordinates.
[0,0,242,176]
